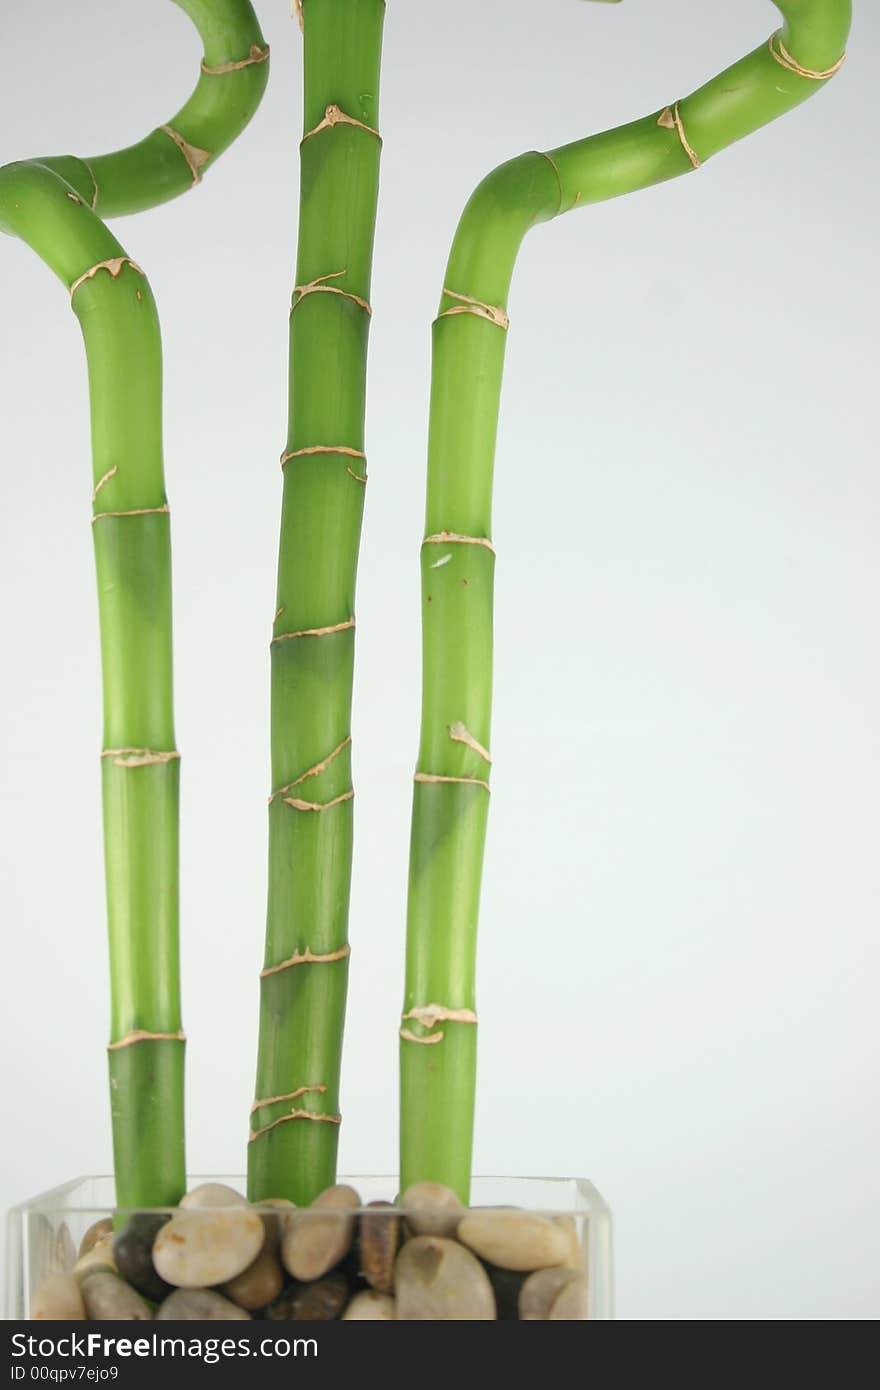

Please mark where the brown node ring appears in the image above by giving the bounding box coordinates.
[302,104,381,144]
[108,1030,186,1051]
[657,104,701,170]
[437,288,509,330]
[201,44,270,75]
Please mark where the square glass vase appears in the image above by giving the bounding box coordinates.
[6,1174,613,1321]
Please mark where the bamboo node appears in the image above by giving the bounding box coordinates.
[291,270,372,316]
[402,1004,478,1030]
[91,465,118,501]
[108,1030,186,1052]
[282,789,354,814]
[101,747,180,768]
[768,30,846,80]
[414,773,491,793]
[261,944,351,980]
[249,1110,341,1143]
[201,44,270,75]
[448,721,491,764]
[437,288,509,331]
[280,444,367,469]
[82,160,99,211]
[69,257,144,301]
[269,735,352,803]
[292,0,304,32]
[422,531,496,555]
[302,104,381,144]
[250,1084,327,1116]
[92,504,169,524]
[657,104,701,170]
[400,1028,445,1046]
[271,616,355,645]
[273,605,285,623]
[159,125,211,184]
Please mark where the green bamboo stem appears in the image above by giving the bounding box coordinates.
[401,0,852,1200]
[0,0,268,1209]
[41,0,270,218]
[249,0,385,1205]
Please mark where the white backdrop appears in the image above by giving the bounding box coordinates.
[0,0,877,1320]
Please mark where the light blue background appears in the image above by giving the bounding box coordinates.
[0,0,877,1320]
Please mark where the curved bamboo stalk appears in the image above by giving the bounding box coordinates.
[401,0,852,1199]
[0,0,268,1210]
[249,0,385,1205]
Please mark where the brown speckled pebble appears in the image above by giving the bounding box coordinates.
[78,1219,114,1260]
[395,1236,495,1320]
[400,1182,463,1238]
[343,1290,396,1320]
[30,1273,86,1321]
[281,1185,359,1282]
[519,1266,582,1319]
[549,1274,588,1320]
[223,1240,284,1311]
[458,1209,570,1272]
[80,1270,153,1321]
[153,1207,265,1288]
[360,1201,400,1295]
[267,1271,349,1321]
[157,1289,252,1321]
[179,1183,248,1209]
[73,1235,117,1280]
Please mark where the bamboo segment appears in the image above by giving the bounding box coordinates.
[249,0,385,1205]
[0,0,268,1209]
[401,0,852,1200]
[40,1,269,217]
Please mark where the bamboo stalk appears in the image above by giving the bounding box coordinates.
[401,0,852,1200]
[249,0,385,1205]
[0,0,268,1209]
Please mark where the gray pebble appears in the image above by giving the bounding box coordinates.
[458,1209,570,1272]
[395,1236,495,1320]
[157,1289,251,1321]
[80,1270,153,1321]
[400,1182,463,1238]
[281,1184,359,1282]
[153,1207,265,1288]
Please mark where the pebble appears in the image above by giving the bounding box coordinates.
[360,1201,400,1295]
[281,1185,359,1283]
[549,1274,588,1320]
[179,1183,248,1209]
[395,1237,495,1320]
[113,1213,172,1302]
[153,1207,265,1288]
[79,1270,153,1321]
[73,1234,117,1279]
[256,1198,296,1253]
[157,1289,252,1321]
[223,1241,285,1311]
[78,1219,114,1260]
[343,1290,396,1320]
[30,1274,86,1321]
[458,1209,570,1272]
[553,1215,585,1270]
[519,1267,582,1320]
[267,1271,349,1320]
[483,1262,528,1320]
[400,1182,464,1238]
